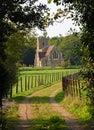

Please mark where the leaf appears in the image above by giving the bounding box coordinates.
[48,0,52,3]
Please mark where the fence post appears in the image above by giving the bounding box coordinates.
[10,84,12,98]
[31,76,33,88]
[16,77,18,94]
[20,77,23,92]
[28,76,30,90]
[25,76,27,91]
[78,80,81,99]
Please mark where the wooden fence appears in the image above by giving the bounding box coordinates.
[9,72,64,97]
[62,73,86,99]
[8,70,79,97]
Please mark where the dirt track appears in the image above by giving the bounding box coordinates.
[50,89,83,130]
[16,83,83,130]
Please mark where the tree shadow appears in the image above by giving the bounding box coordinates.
[13,95,55,104]
[29,116,67,130]
[30,96,50,104]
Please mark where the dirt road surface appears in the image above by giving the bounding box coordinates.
[16,83,83,130]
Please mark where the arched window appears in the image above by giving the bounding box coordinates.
[53,51,58,59]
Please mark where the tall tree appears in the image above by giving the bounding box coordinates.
[48,0,94,113]
[22,36,37,66]
[0,0,49,107]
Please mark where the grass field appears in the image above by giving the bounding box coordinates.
[11,68,80,97]
[1,68,80,130]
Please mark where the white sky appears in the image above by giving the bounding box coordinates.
[36,0,80,37]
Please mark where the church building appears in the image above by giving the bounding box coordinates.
[34,37,64,67]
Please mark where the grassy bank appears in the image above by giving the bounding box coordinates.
[55,91,94,130]
[0,102,18,130]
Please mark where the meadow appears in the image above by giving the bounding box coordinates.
[11,67,79,98]
[1,67,80,130]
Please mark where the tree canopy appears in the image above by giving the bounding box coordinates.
[0,0,49,107]
[49,34,82,66]
[48,0,94,113]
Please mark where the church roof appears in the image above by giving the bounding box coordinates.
[45,45,54,56]
[38,45,54,59]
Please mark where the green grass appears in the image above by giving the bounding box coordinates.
[11,68,79,97]
[0,102,18,130]
[19,68,80,76]
[12,85,47,102]
[29,83,67,130]
[31,116,66,130]
[55,91,94,130]
[4,68,80,130]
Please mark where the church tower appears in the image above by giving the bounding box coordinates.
[37,37,49,52]
[34,37,49,66]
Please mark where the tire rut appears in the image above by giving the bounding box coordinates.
[15,97,31,130]
[50,89,83,130]
[15,83,83,130]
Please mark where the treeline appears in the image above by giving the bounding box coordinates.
[13,33,82,67]
[49,33,82,66]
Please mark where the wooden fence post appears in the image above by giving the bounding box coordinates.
[25,76,27,91]
[20,77,23,92]
[78,80,82,99]
[10,84,12,98]
[16,77,18,94]
[28,76,30,90]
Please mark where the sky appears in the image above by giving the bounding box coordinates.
[36,0,80,37]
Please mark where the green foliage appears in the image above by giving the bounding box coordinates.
[22,47,36,66]
[55,91,64,103]
[49,0,94,115]
[0,0,49,107]
[0,103,18,130]
[61,61,68,68]
[55,91,94,129]
[49,34,82,65]
[31,116,66,130]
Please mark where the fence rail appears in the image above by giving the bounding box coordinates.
[62,74,86,99]
[9,72,64,97]
[7,70,79,98]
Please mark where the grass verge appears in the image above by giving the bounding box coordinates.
[0,102,18,130]
[55,91,94,130]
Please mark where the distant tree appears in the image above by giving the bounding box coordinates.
[49,36,63,46]
[22,48,36,66]
[49,34,82,65]
[60,34,82,65]
[22,37,36,66]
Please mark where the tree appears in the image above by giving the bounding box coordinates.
[0,0,49,108]
[60,34,82,65]
[49,34,82,65]
[22,48,36,66]
[22,36,37,66]
[48,0,94,114]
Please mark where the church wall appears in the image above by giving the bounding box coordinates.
[34,37,64,67]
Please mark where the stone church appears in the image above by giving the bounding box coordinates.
[34,37,64,67]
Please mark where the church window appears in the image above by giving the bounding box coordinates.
[53,51,58,59]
